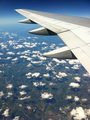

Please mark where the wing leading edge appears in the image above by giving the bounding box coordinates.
[15,9,90,74]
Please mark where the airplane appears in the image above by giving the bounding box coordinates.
[15,9,90,74]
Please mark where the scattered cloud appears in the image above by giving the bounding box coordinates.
[56,72,67,78]
[42,46,48,50]
[26,72,40,78]
[71,64,79,69]
[0,43,7,49]
[82,98,87,102]
[42,42,47,45]
[7,52,15,55]
[27,63,32,67]
[20,91,27,95]
[33,82,46,87]
[41,92,53,99]
[74,77,80,82]
[68,60,80,65]
[0,91,4,98]
[70,107,90,120]
[21,50,30,55]
[18,96,30,100]
[74,96,79,102]
[27,106,31,110]
[65,95,72,100]
[49,82,56,86]
[50,44,55,49]
[12,116,19,120]
[12,57,18,61]
[0,52,3,55]
[19,85,27,89]
[2,108,9,117]
[43,73,50,77]
[7,57,12,60]
[69,82,80,88]
[7,92,13,97]
[83,72,90,77]
[6,84,13,89]
[31,60,42,64]
[53,58,66,64]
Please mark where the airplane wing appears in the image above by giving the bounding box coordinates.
[15,9,90,74]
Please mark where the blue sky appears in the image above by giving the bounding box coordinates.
[0,0,90,24]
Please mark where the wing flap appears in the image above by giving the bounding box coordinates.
[42,46,76,59]
[58,31,90,73]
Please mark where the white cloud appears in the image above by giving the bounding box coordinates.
[56,72,67,78]
[7,92,13,97]
[68,60,80,65]
[7,52,15,55]
[33,82,46,87]
[6,84,13,89]
[0,70,4,73]
[27,37,31,39]
[23,42,30,45]
[31,60,42,64]
[8,40,17,46]
[9,35,13,39]
[2,108,9,117]
[50,44,55,49]
[74,96,79,102]
[42,42,47,45]
[18,96,30,100]
[13,45,24,49]
[65,95,72,100]
[38,56,46,60]
[42,46,48,50]
[83,72,90,77]
[12,57,18,61]
[20,55,28,59]
[21,50,30,55]
[19,85,27,89]
[0,43,7,49]
[69,82,80,88]
[27,57,32,61]
[71,65,79,69]
[0,53,3,55]
[32,51,40,54]
[74,77,80,82]
[26,72,40,78]
[65,66,69,69]
[27,106,31,110]
[53,58,66,64]
[0,91,4,98]
[12,116,19,120]
[41,92,53,99]
[7,57,12,60]
[11,33,17,37]
[82,98,87,102]
[32,73,40,77]
[27,63,32,67]
[49,83,56,86]
[59,107,66,114]
[20,91,26,95]
[43,73,50,77]
[19,104,22,107]
[70,107,90,120]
